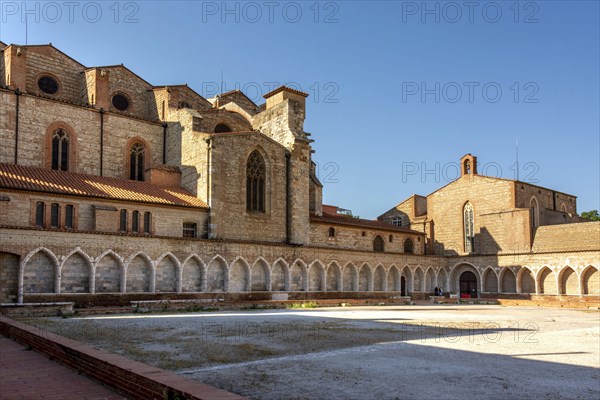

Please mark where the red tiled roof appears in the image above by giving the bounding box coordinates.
[0,163,208,209]
[311,212,424,234]
[263,86,309,99]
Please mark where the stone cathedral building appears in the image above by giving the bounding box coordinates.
[0,42,598,305]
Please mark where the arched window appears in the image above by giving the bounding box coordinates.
[464,159,471,175]
[246,150,266,212]
[373,235,385,252]
[328,227,336,237]
[464,202,475,253]
[215,123,232,133]
[51,129,69,171]
[404,238,414,254]
[530,197,539,229]
[129,143,145,181]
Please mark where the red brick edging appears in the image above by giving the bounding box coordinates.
[0,316,246,400]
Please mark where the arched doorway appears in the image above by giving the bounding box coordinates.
[459,271,478,298]
[401,276,407,296]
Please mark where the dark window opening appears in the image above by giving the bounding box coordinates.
[35,202,45,227]
[130,143,145,181]
[464,202,474,253]
[328,227,336,237]
[215,123,232,133]
[389,235,394,243]
[112,94,130,111]
[183,222,197,238]
[373,235,385,252]
[50,203,60,228]
[178,101,192,109]
[38,76,59,95]
[246,150,266,212]
[404,238,414,254]
[143,212,151,234]
[51,129,69,171]
[119,210,127,232]
[132,211,139,233]
[65,205,74,229]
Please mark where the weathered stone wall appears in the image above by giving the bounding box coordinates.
[206,132,288,242]
[310,221,424,254]
[427,174,516,255]
[514,181,577,215]
[0,190,207,238]
[0,90,164,177]
[0,227,446,303]
[22,46,85,104]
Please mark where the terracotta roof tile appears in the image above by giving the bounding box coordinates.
[0,163,208,209]
[263,86,309,99]
[311,212,424,234]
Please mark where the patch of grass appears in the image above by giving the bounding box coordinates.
[287,301,319,309]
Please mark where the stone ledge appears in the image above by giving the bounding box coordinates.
[0,316,247,400]
[0,302,74,317]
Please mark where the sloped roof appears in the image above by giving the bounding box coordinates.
[264,86,309,98]
[311,212,425,235]
[0,163,207,209]
[532,222,600,253]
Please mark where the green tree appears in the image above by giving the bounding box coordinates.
[580,210,600,221]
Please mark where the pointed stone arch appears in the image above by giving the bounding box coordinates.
[425,267,435,292]
[343,262,358,292]
[517,267,536,294]
[358,263,372,291]
[557,266,578,295]
[373,264,386,292]
[326,262,342,292]
[22,248,59,295]
[182,255,205,292]
[499,268,517,293]
[449,262,481,295]
[125,252,153,293]
[229,257,251,292]
[387,265,400,292]
[207,255,228,292]
[308,260,326,291]
[95,250,123,293]
[155,252,180,293]
[437,268,448,292]
[413,266,425,292]
[537,266,556,295]
[400,266,413,295]
[271,258,289,291]
[60,249,93,294]
[290,259,308,291]
[482,267,499,293]
[581,265,599,295]
[251,257,271,291]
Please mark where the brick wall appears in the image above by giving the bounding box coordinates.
[0,190,207,238]
[0,317,246,400]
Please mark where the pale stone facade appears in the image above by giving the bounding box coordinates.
[0,44,598,304]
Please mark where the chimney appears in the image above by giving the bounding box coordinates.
[144,165,182,187]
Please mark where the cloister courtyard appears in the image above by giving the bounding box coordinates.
[19,304,600,400]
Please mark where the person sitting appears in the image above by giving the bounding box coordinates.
[434,287,439,296]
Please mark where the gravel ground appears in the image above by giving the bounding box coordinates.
[22,305,600,400]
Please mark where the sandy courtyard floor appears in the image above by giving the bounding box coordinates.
[22,305,600,399]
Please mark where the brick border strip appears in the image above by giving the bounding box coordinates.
[0,316,246,400]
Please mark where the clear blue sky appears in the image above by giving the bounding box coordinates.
[1,1,598,218]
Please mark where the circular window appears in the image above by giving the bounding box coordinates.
[112,94,130,111]
[37,76,59,95]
